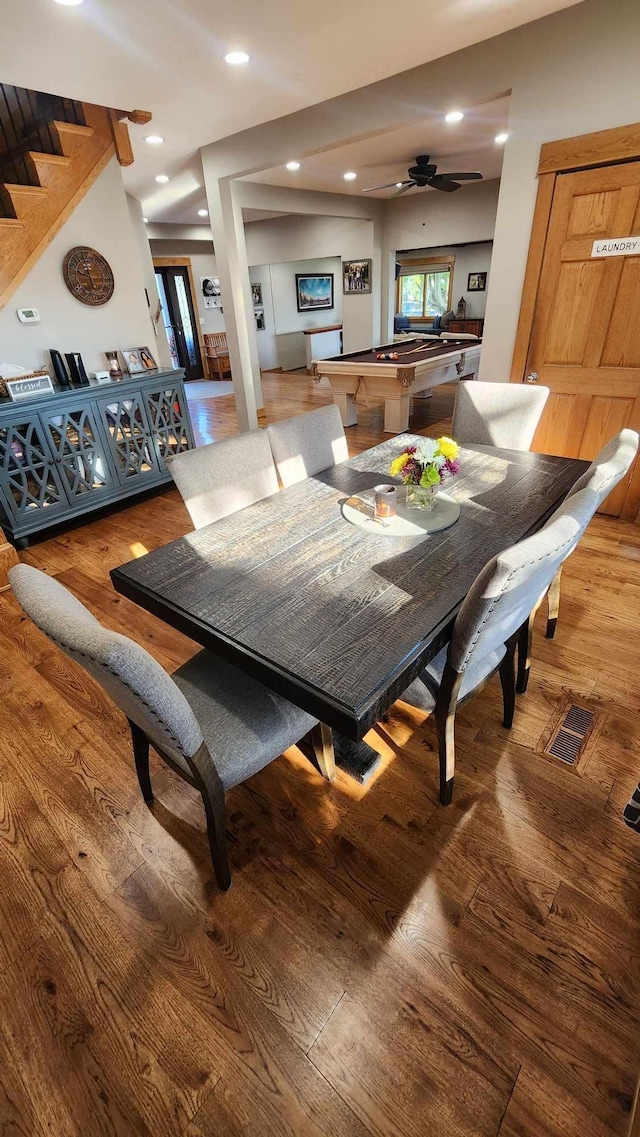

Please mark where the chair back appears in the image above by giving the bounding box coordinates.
[204,332,228,352]
[568,428,639,504]
[267,405,349,488]
[452,380,550,451]
[449,487,599,675]
[167,430,278,529]
[8,565,203,766]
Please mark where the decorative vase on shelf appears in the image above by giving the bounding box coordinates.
[406,484,437,511]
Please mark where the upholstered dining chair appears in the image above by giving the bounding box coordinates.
[396,487,598,805]
[9,564,334,890]
[267,404,349,489]
[528,427,639,650]
[452,379,550,451]
[167,429,279,530]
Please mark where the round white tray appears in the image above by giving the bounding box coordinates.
[341,488,460,537]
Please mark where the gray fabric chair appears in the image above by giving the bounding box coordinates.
[397,487,599,805]
[167,429,279,530]
[452,380,550,451]
[543,427,639,640]
[9,564,334,890]
[267,405,349,489]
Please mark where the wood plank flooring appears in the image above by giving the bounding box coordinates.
[1,372,639,1136]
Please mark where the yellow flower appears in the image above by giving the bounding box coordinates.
[437,436,459,460]
[389,453,410,476]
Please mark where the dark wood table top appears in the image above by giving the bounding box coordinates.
[111,437,587,740]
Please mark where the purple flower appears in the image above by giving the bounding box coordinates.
[445,458,461,476]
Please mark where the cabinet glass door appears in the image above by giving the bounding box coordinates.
[0,415,68,524]
[95,391,160,485]
[39,405,115,502]
[145,382,194,465]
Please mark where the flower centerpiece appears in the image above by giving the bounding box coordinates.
[389,436,460,510]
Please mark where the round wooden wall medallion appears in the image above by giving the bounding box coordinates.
[63,246,115,306]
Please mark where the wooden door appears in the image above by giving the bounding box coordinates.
[521,161,640,518]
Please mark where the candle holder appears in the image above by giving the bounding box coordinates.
[373,484,397,522]
[105,350,122,379]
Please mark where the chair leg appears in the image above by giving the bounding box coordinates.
[546,565,562,639]
[187,742,231,891]
[499,637,518,729]
[434,663,462,806]
[310,723,336,781]
[128,718,153,804]
[516,615,533,695]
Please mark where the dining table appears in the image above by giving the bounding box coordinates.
[111,435,588,782]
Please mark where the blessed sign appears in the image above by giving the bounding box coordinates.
[591,236,640,258]
[5,373,54,401]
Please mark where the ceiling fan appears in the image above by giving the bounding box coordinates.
[363,154,483,197]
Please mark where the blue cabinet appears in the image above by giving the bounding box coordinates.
[0,369,193,544]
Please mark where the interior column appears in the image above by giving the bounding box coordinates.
[201,165,263,432]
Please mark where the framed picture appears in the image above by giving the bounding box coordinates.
[251,283,263,306]
[295,273,334,312]
[467,272,487,292]
[255,309,266,331]
[119,349,146,375]
[138,346,158,371]
[343,259,372,294]
[201,276,222,308]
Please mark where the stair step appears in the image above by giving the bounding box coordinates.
[0,217,25,229]
[0,182,48,220]
[27,150,72,188]
[52,120,94,158]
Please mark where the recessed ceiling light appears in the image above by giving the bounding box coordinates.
[143,217,149,223]
[224,51,250,65]
[495,132,509,144]
[445,110,464,124]
[53,0,84,6]
[343,171,357,181]
[286,161,301,171]
[395,182,403,188]
[197,209,209,217]
[155,174,170,184]
[144,135,165,145]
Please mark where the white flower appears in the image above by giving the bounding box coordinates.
[415,438,444,467]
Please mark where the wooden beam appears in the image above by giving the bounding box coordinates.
[113,109,153,125]
[109,111,134,167]
[539,120,640,174]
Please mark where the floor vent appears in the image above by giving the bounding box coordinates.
[543,704,596,766]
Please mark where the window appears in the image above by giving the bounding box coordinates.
[396,258,454,321]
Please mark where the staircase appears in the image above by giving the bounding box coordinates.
[0,84,147,309]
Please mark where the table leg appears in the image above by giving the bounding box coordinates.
[333,391,358,427]
[332,730,383,784]
[383,395,411,433]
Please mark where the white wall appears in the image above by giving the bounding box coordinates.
[0,158,164,376]
[397,241,493,319]
[386,180,500,259]
[126,194,172,368]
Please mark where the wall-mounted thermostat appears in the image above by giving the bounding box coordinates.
[16,307,41,323]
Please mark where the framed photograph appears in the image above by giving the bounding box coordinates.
[201,276,222,308]
[119,349,146,375]
[295,273,334,312]
[251,283,263,306]
[467,272,487,292]
[255,309,266,331]
[343,259,372,294]
[138,346,158,371]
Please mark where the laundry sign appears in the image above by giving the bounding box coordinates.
[591,236,640,258]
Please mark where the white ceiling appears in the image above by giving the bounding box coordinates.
[0,0,582,221]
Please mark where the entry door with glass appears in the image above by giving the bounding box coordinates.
[154,266,203,381]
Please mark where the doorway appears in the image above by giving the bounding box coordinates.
[153,259,204,381]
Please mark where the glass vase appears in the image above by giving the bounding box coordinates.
[406,484,437,511]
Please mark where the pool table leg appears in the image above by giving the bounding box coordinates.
[333,391,358,428]
[383,395,411,434]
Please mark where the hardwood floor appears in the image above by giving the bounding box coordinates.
[1,372,639,1136]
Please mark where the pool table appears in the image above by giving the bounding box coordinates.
[311,336,482,433]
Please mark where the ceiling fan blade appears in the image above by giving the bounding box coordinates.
[362,180,412,192]
[440,172,483,181]
[390,181,416,198]
[429,177,461,193]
